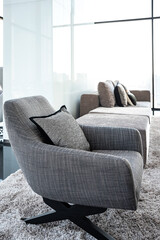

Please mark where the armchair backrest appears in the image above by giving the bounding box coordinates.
[4,96,55,145]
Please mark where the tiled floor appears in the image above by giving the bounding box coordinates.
[0,142,19,181]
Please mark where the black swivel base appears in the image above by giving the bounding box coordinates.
[21,197,115,240]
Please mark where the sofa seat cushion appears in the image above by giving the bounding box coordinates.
[89,105,151,122]
[92,150,143,199]
[136,101,151,108]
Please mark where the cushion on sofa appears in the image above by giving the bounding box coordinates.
[122,84,137,106]
[112,80,119,87]
[114,83,128,107]
[98,81,116,107]
[30,105,90,151]
[128,92,137,105]
[126,95,134,106]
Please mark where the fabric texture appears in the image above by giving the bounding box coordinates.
[128,92,137,105]
[0,116,159,240]
[77,113,149,165]
[114,83,128,107]
[127,95,134,106]
[112,80,119,87]
[130,90,150,102]
[92,150,143,199]
[80,125,143,156]
[89,106,152,122]
[80,93,99,116]
[136,101,151,108]
[30,105,90,151]
[121,84,134,106]
[80,90,151,117]
[4,95,144,210]
[98,81,116,107]
[122,84,137,106]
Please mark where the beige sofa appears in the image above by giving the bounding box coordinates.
[77,90,152,166]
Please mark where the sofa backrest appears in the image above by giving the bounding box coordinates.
[80,90,151,116]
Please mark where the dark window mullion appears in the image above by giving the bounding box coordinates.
[152,0,155,115]
[94,16,160,25]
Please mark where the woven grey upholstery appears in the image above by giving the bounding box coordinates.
[80,90,151,116]
[4,96,143,210]
[80,125,143,155]
[30,106,90,151]
[92,150,143,200]
[77,114,149,165]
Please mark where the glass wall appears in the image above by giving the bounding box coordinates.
[74,0,151,24]
[3,0,160,123]
[52,0,160,115]
[154,0,160,17]
[53,0,71,26]
[74,21,151,91]
[53,27,71,111]
[154,19,160,108]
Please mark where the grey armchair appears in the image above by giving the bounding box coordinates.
[4,96,143,240]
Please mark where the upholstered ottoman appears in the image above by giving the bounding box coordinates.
[77,113,150,166]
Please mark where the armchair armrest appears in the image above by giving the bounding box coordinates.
[80,125,143,156]
[18,140,143,210]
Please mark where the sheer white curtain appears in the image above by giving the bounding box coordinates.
[0,0,2,69]
[3,0,53,138]
[3,0,53,102]
[0,0,3,123]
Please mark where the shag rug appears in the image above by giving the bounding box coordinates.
[0,117,160,240]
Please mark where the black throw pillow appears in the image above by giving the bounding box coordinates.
[128,92,137,105]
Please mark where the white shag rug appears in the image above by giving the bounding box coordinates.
[0,117,160,240]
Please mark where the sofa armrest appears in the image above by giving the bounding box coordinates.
[80,93,100,116]
[130,90,151,102]
[80,125,143,156]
